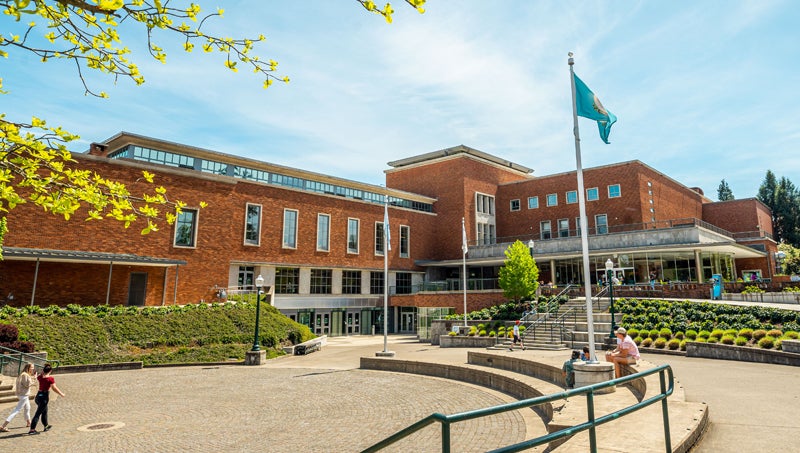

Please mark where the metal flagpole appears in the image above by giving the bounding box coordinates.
[569,53,598,361]
[376,195,395,356]
[462,217,468,327]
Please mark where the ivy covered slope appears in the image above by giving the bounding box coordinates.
[0,302,314,365]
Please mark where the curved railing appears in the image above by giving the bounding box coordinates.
[361,364,675,453]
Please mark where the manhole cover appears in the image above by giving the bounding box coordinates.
[77,422,125,432]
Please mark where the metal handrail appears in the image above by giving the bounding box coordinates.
[0,345,60,376]
[362,364,675,453]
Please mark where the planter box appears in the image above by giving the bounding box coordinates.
[440,335,500,348]
[723,292,800,304]
[686,341,800,367]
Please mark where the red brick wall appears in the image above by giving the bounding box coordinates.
[390,290,507,314]
[702,198,773,235]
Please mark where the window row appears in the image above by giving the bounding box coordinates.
[512,184,622,211]
[266,267,412,295]
[538,214,608,239]
[176,204,410,258]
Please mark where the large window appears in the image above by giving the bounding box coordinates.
[399,225,410,258]
[546,193,557,207]
[477,222,496,245]
[396,272,412,294]
[375,222,386,256]
[317,214,330,252]
[310,269,332,294]
[540,220,551,240]
[347,218,360,254]
[587,187,599,201]
[342,270,362,294]
[244,204,261,246]
[595,214,609,235]
[566,191,578,204]
[370,271,384,294]
[476,193,495,215]
[558,218,570,238]
[237,266,254,290]
[275,267,299,294]
[608,184,621,198]
[282,209,298,249]
[528,196,539,209]
[174,208,198,247]
[510,199,520,211]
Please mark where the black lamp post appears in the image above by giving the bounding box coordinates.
[605,258,617,338]
[251,274,264,352]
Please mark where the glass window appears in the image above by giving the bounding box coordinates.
[310,269,332,294]
[174,209,198,247]
[316,214,330,252]
[201,160,228,175]
[540,220,551,240]
[237,266,254,290]
[528,196,539,209]
[576,217,582,236]
[342,270,362,295]
[608,184,621,198]
[348,218,360,254]
[370,271,384,295]
[399,225,410,258]
[558,218,570,238]
[595,214,608,235]
[275,267,299,294]
[566,191,578,204]
[546,193,557,207]
[510,199,520,211]
[477,222,496,245]
[282,209,298,249]
[587,187,599,201]
[375,222,386,255]
[476,193,495,215]
[396,272,412,294]
[244,204,261,246]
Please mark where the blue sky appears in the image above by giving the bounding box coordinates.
[3,0,799,200]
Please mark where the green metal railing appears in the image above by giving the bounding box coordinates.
[362,364,674,453]
[0,345,60,376]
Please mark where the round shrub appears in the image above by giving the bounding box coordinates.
[627,328,639,339]
[488,331,496,337]
[720,334,735,345]
[707,336,719,344]
[734,336,748,346]
[477,323,485,331]
[753,329,767,341]
[675,331,685,340]
[633,336,644,346]
[448,331,457,336]
[723,329,738,337]
[738,328,754,340]
[519,325,526,333]
[679,339,687,351]
[767,329,783,338]
[667,338,680,350]
[775,339,783,350]
[685,330,698,340]
[758,336,775,349]
[697,330,711,339]
[478,329,487,336]
[694,337,707,343]
[659,328,673,339]
[648,329,660,340]
[641,337,653,347]
[709,329,725,340]
[654,337,667,349]
[783,331,799,340]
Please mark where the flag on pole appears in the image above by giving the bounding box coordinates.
[384,196,391,251]
[573,73,617,144]
[461,217,468,255]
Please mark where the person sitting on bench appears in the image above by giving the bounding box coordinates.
[605,327,640,378]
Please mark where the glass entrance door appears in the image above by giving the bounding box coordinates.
[330,311,344,337]
[314,313,330,335]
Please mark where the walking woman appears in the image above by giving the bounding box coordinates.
[0,362,35,432]
[29,363,65,435]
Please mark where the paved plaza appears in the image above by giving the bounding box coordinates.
[1,334,799,452]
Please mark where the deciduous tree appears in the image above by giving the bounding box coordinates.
[498,240,539,304]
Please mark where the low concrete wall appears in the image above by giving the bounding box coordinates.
[360,357,554,421]
[687,342,800,366]
[439,335,499,348]
[723,292,800,304]
[54,362,144,374]
[782,340,800,354]
[468,351,563,386]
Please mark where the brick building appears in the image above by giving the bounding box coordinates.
[0,134,777,335]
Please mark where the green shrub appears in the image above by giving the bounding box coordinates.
[709,329,725,340]
[488,331,496,337]
[685,330,697,340]
[679,340,687,351]
[468,326,477,336]
[742,285,765,294]
[697,330,711,339]
[627,328,639,339]
[738,328,754,340]
[694,337,707,343]
[734,336,748,346]
[448,331,457,336]
[723,329,738,337]
[783,331,799,339]
[775,339,783,350]
[477,323,485,331]
[667,338,680,350]
[675,331,685,340]
[478,329,487,336]
[784,286,800,292]
[519,325,526,333]
[648,329,660,340]
[633,336,643,345]
[707,336,719,344]
[720,334,735,345]
[753,329,768,341]
[758,336,775,349]
[659,328,672,339]
[654,337,667,349]
[767,329,783,338]
[641,337,653,347]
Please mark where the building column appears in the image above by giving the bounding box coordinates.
[550,259,557,285]
[694,249,703,283]
[332,269,343,294]
[361,270,371,295]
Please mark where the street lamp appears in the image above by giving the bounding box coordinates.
[605,258,617,338]
[251,274,265,352]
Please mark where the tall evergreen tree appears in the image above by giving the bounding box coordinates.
[717,179,735,201]
[758,170,800,246]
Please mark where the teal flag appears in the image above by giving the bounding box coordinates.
[574,73,617,144]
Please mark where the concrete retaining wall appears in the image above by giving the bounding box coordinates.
[686,342,800,366]
[54,362,144,374]
[439,335,499,348]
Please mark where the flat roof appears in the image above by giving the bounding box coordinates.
[387,144,533,175]
[2,247,187,267]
